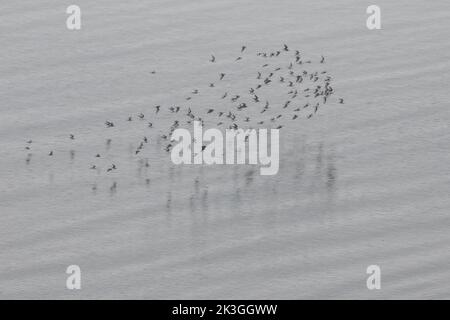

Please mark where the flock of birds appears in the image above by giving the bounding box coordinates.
[23,44,344,191]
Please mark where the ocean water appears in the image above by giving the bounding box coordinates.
[0,0,449,299]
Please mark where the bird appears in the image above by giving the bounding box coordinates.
[237,103,248,110]
[339,98,344,104]
[210,55,216,62]
[70,134,74,140]
[241,46,246,53]
[220,73,225,80]
[48,151,53,156]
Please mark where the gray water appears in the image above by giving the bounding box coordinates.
[1,0,449,299]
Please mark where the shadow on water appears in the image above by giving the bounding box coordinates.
[201,188,209,220]
[105,138,112,151]
[25,153,32,165]
[245,168,255,187]
[326,152,337,193]
[109,181,117,195]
